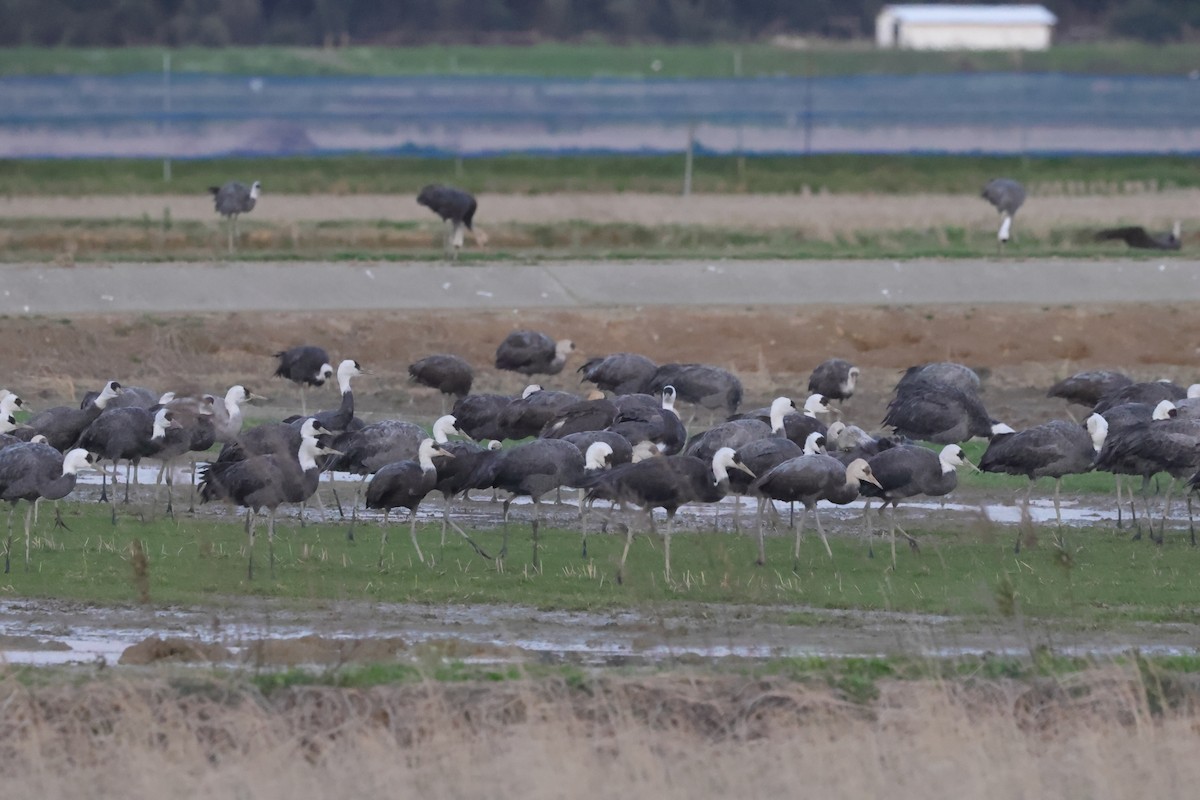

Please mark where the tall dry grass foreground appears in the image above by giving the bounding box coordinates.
[1,668,1198,799]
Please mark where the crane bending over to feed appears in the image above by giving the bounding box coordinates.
[1094,222,1182,251]
[495,331,576,377]
[273,345,334,415]
[981,178,1025,247]
[417,184,489,259]
[209,180,260,253]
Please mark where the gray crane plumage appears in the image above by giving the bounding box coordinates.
[496,388,580,439]
[1095,222,1182,251]
[883,378,1002,444]
[366,438,461,565]
[20,381,123,452]
[751,454,880,566]
[495,330,576,376]
[1093,381,1186,415]
[1047,370,1133,407]
[861,444,970,566]
[607,387,686,455]
[209,180,260,253]
[76,406,180,518]
[539,397,618,439]
[644,363,743,416]
[408,354,474,408]
[0,444,93,573]
[200,426,335,579]
[273,345,334,415]
[578,353,658,395]
[894,362,982,397]
[417,184,487,259]
[477,438,586,567]
[451,393,514,441]
[980,417,1106,550]
[981,178,1025,245]
[808,358,860,403]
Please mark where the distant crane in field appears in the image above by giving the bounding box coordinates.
[417,184,489,260]
[1094,222,1182,251]
[981,178,1025,249]
[209,180,260,253]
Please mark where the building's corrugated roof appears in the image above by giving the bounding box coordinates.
[880,5,1057,25]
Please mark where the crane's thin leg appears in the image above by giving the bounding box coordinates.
[793,506,808,573]
[409,510,425,565]
[755,498,767,566]
[1159,477,1177,545]
[1015,482,1034,554]
[531,497,542,571]
[616,513,640,585]
[813,507,833,560]
[123,459,133,504]
[299,385,308,417]
[267,509,277,579]
[442,502,489,559]
[863,498,875,559]
[1189,493,1196,547]
[1115,475,1124,529]
[663,510,675,583]
[580,493,590,559]
[3,504,12,574]
[23,503,34,572]
[165,463,176,520]
[499,498,512,561]
[246,508,256,581]
[888,503,898,571]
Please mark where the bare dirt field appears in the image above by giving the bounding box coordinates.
[6,303,1197,429]
[4,190,1198,234]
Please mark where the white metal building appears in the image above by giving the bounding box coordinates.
[876,5,1057,50]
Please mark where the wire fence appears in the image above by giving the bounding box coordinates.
[2,72,1199,159]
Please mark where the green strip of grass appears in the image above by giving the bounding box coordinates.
[2,43,1198,78]
[6,500,1199,623]
[3,154,1199,196]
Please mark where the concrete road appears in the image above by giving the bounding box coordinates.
[0,258,1195,315]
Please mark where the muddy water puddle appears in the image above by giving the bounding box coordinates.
[2,597,1198,670]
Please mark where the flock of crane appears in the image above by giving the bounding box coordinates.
[209,177,1185,256]
[1,320,1197,583]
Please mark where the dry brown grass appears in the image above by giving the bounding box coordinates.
[2,669,1199,799]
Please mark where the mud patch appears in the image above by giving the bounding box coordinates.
[119,636,233,665]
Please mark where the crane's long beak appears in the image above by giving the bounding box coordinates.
[435,448,456,459]
[962,457,981,474]
[865,474,884,489]
[732,462,756,477]
[249,393,268,402]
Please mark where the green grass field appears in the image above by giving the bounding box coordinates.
[1,43,1197,78]
[3,154,1197,196]
[1,217,1183,262]
[3,496,1195,624]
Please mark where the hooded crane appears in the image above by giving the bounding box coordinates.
[894,362,982,397]
[80,385,157,410]
[981,178,1025,247]
[684,396,796,464]
[578,353,658,395]
[645,363,743,417]
[145,396,217,517]
[751,454,882,568]
[417,184,488,260]
[0,444,93,573]
[883,378,1011,444]
[288,359,365,433]
[495,331,576,377]
[408,354,474,413]
[735,393,832,448]
[332,414,466,524]
[1094,398,1177,529]
[207,385,267,444]
[273,345,334,416]
[607,386,687,455]
[199,421,340,579]
[582,447,753,583]
[209,180,260,254]
[1047,370,1133,408]
[19,381,123,452]
[861,444,974,568]
[365,438,458,566]
[476,438,587,568]
[1092,380,1187,415]
[496,385,580,440]
[76,406,182,523]
[980,415,1108,552]
[451,392,516,441]
[808,358,860,407]
[1095,222,1181,251]
[430,437,505,555]
[539,392,618,439]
